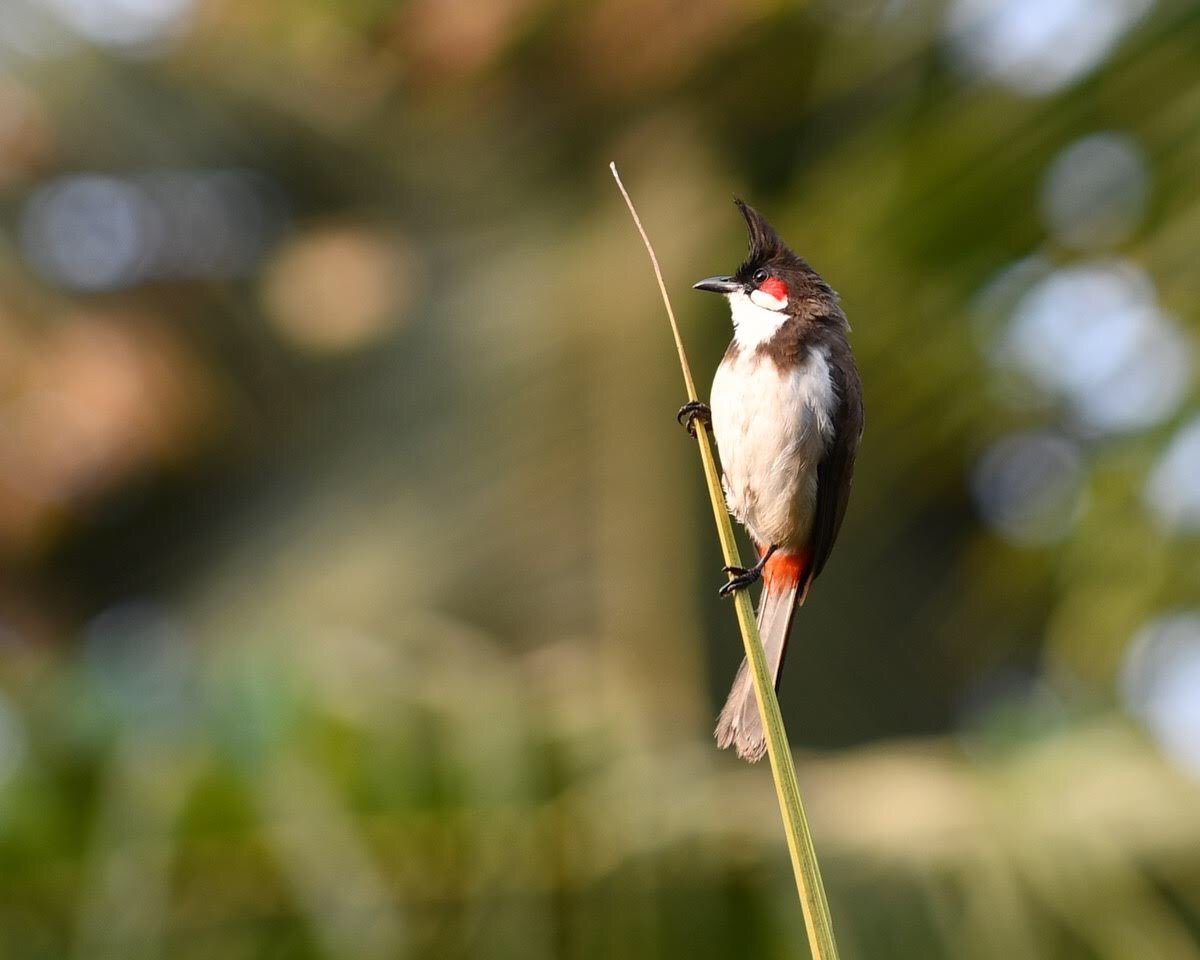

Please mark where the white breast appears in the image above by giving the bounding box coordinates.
[710,344,836,550]
[727,289,788,350]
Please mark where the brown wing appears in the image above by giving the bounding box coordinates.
[805,340,863,592]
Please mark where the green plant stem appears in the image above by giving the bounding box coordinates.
[609,162,841,960]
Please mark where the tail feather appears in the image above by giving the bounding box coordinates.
[714,550,807,762]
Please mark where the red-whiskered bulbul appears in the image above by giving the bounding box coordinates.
[678,200,864,762]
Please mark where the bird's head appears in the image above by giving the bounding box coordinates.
[693,200,832,319]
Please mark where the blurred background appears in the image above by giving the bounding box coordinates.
[1,0,1200,956]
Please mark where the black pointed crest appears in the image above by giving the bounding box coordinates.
[734,198,786,263]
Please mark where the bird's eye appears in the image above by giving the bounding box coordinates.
[753,269,768,284]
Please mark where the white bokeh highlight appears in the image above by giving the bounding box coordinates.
[20,175,152,291]
[999,260,1191,435]
[945,0,1154,96]
[1145,416,1200,534]
[1040,132,1148,249]
[42,0,193,51]
[1121,612,1200,775]
[971,430,1087,545]
[20,169,284,291]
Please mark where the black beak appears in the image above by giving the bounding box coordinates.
[692,275,741,294]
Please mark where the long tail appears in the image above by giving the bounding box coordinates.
[714,550,809,762]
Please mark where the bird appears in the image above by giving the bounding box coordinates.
[678,199,863,763]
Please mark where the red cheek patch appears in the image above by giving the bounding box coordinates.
[760,277,789,300]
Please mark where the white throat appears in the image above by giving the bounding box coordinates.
[727,289,790,350]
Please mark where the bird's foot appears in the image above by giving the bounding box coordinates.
[676,401,711,438]
[718,563,762,598]
[716,545,776,598]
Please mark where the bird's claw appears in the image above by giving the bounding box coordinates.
[718,564,762,598]
[676,401,712,438]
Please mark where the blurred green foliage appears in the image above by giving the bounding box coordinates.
[1,0,1200,956]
